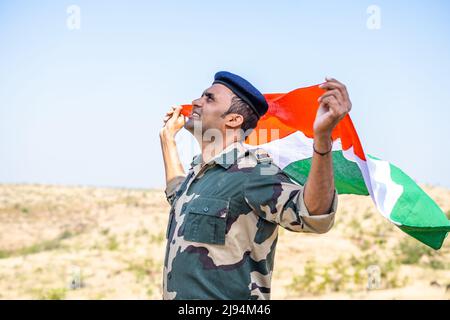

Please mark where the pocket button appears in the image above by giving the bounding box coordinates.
[203,207,209,213]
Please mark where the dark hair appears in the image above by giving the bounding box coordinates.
[221,96,259,137]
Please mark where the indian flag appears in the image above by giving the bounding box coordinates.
[182,84,450,250]
[247,84,449,250]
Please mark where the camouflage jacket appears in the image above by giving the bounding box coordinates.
[163,142,337,300]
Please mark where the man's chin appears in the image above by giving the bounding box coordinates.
[184,118,206,137]
[183,119,196,133]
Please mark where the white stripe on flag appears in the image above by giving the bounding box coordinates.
[245,131,342,169]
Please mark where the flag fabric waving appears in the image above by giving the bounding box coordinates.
[182,84,450,250]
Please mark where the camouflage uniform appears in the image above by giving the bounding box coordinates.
[163,142,337,300]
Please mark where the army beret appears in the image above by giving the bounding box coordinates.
[213,71,268,118]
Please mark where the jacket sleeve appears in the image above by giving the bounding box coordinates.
[164,175,186,206]
[243,164,337,234]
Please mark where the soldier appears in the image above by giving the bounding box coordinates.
[159,71,352,299]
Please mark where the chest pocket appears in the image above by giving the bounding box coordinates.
[183,197,229,245]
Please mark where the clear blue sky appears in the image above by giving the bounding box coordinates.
[1,0,449,189]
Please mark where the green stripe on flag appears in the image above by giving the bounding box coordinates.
[388,162,450,250]
[283,151,369,195]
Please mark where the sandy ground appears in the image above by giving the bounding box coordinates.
[0,184,448,300]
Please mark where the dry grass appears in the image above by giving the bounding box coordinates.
[0,184,448,300]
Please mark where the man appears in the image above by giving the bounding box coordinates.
[159,71,352,299]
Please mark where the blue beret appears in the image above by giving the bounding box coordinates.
[213,71,268,118]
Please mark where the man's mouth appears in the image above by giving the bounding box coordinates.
[190,110,201,119]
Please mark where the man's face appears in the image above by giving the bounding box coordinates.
[184,84,235,135]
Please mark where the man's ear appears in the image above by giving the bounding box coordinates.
[224,113,244,129]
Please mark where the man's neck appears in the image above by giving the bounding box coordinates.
[200,135,240,165]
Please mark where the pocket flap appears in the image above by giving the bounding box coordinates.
[188,197,229,218]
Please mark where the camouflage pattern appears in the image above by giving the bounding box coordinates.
[163,142,337,300]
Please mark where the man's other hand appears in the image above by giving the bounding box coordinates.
[160,105,185,141]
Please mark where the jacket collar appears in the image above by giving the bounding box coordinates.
[191,141,248,171]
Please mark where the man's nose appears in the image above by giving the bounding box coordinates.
[192,97,202,108]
